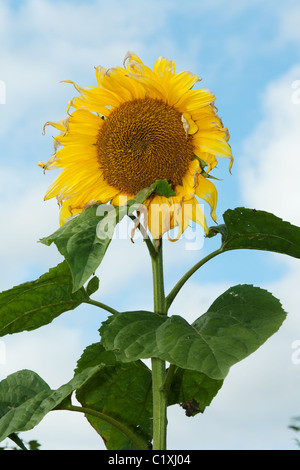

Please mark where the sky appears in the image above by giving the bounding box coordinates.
[0,0,300,450]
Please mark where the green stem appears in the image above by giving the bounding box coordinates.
[162,364,176,396]
[151,239,168,450]
[66,405,148,450]
[152,242,167,315]
[84,298,119,315]
[166,247,223,310]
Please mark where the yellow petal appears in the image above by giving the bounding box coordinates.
[181,112,198,135]
[67,109,102,136]
[196,174,218,222]
[175,159,198,199]
[59,201,82,226]
[175,89,215,112]
[167,200,190,242]
[194,151,218,173]
[167,71,199,106]
[182,197,208,234]
[43,117,69,135]
[147,196,172,239]
[100,66,146,101]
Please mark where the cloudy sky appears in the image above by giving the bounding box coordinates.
[1,0,300,450]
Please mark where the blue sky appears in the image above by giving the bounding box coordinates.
[1,0,300,450]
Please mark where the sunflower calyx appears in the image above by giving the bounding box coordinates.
[150,179,176,198]
[193,156,221,181]
[192,154,207,170]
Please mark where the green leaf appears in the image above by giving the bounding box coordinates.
[86,276,100,296]
[207,207,300,258]
[100,311,164,361]
[0,370,49,450]
[0,366,101,443]
[168,368,223,416]
[40,204,113,292]
[39,181,168,292]
[75,343,152,450]
[0,262,86,337]
[191,284,286,378]
[0,370,50,420]
[101,285,286,380]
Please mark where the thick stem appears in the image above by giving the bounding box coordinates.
[151,240,168,450]
[151,357,167,450]
[151,241,167,315]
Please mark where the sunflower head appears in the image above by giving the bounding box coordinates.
[39,52,233,240]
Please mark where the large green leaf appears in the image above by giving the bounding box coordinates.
[101,285,286,380]
[101,310,164,361]
[75,343,152,450]
[0,366,101,443]
[0,262,86,337]
[0,370,50,420]
[207,207,300,258]
[40,180,170,292]
[40,204,113,293]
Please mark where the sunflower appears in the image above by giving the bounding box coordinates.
[39,52,232,240]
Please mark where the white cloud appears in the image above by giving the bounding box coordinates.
[0,0,175,135]
[240,64,300,226]
[0,324,106,450]
[0,167,61,288]
[167,261,300,450]
[168,279,231,322]
[221,64,300,449]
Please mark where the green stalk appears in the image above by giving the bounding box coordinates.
[66,405,148,450]
[166,247,223,309]
[151,239,168,450]
[84,298,119,315]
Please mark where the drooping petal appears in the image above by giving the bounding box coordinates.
[195,173,218,222]
[147,195,173,240]
[182,197,208,234]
